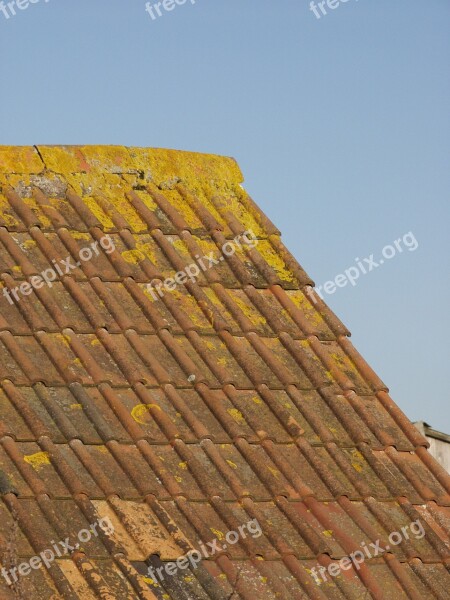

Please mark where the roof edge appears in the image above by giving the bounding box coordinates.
[0,145,244,184]
[414,421,450,443]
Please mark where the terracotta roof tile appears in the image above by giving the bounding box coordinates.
[0,145,449,599]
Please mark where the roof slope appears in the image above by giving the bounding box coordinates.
[0,145,449,600]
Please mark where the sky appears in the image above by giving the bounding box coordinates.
[1,0,449,430]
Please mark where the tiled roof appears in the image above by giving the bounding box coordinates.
[0,145,449,600]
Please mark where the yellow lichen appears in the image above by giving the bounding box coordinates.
[231,292,267,327]
[350,449,365,473]
[164,190,202,228]
[227,408,245,424]
[330,352,359,376]
[82,197,114,229]
[128,147,243,186]
[122,240,158,265]
[107,194,147,232]
[37,146,89,173]
[131,403,162,425]
[142,576,160,586]
[23,197,52,228]
[71,232,91,241]
[257,240,296,283]
[20,239,37,250]
[267,466,279,478]
[210,528,224,541]
[0,146,44,174]
[55,333,71,348]
[288,291,324,327]
[24,452,50,470]
[132,189,158,211]
[122,249,145,264]
[170,238,190,257]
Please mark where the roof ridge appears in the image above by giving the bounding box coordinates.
[0,145,244,185]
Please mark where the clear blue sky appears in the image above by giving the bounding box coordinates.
[1,1,449,430]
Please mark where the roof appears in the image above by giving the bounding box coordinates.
[0,145,449,600]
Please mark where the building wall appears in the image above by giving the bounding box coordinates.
[425,436,450,473]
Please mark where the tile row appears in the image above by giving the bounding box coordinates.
[1,434,448,504]
[0,328,384,394]
[1,276,344,341]
[0,380,421,450]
